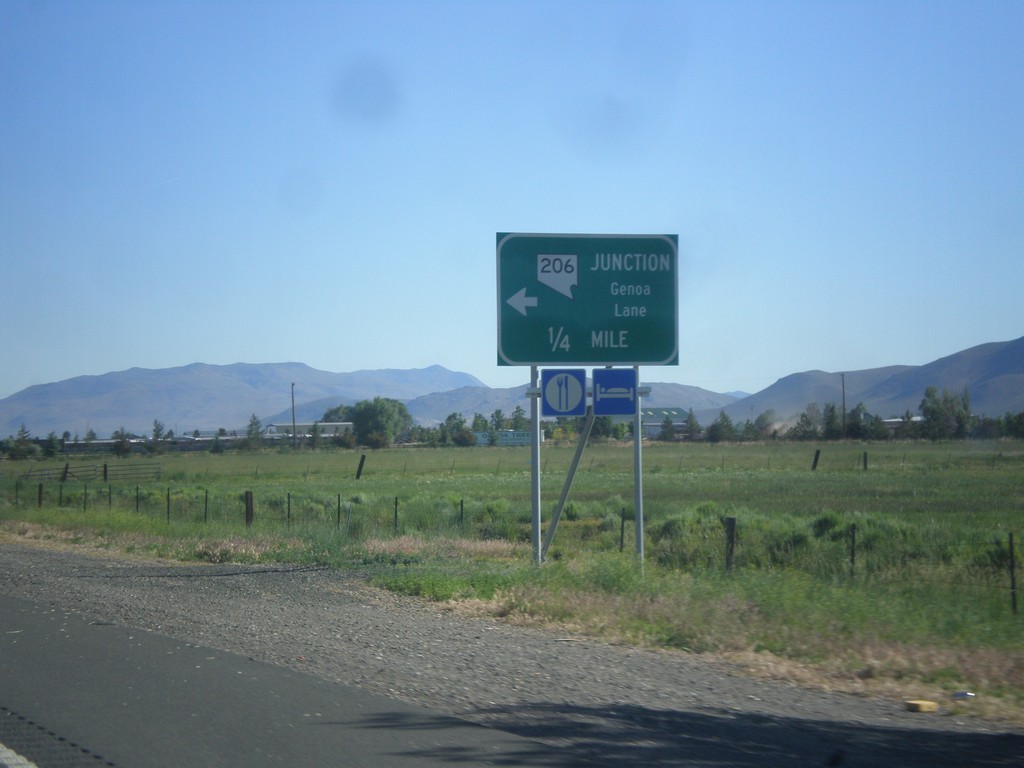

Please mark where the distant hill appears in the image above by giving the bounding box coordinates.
[0,363,484,438]
[2,336,1021,439]
[707,336,1024,427]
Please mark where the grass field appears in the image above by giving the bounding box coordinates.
[2,440,1022,720]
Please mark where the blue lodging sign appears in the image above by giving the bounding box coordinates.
[592,368,638,416]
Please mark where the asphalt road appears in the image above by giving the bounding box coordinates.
[3,542,1023,768]
[0,593,553,767]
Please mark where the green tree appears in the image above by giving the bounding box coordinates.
[590,416,614,441]
[111,427,132,457]
[408,424,438,445]
[510,405,528,431]
[753,410,777,439]
[740,419,759,442]
[919,386,971,440]
[893,410,919,439]
[1004,411,1024,439]
[147,419,167,454]
[471,413,489,432]
[785,413,819,441]
[705,411,735,443]
[658,415,676,441]
[864,412,891,440]
[684,409,701,441]
[245,414,263,450]
[822,403,842,440]
[440,412,467,445]
[7,425,38,459]
[490,409,506,432]
[309,421,322,450]
[43,431,61,458]
[321,404,351,423]
[349,397,412,447]
[845,403,868,440]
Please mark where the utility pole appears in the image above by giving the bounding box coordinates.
[291,383,297,450]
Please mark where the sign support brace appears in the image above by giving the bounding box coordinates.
[541,404,596,561]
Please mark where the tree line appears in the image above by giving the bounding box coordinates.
[676,387,1024,443]
[3,386,1024,459]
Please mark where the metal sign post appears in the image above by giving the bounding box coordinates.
[633,366,645,571]
[530,365,541,565]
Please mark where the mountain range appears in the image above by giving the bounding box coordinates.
[1,337,1022,438]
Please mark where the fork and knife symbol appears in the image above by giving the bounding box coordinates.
[556,374,568,411]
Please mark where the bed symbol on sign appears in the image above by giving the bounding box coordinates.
[541,369,586,417]
[592,368,638,416]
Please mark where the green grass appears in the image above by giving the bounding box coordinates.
[2,440,1022,718]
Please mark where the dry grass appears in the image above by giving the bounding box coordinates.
[448,579,1024,726]
[724,645,1024,723]
[362,535,524,560]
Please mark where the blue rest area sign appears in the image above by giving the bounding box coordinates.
[541,369,586,417]
[592,368,638,416]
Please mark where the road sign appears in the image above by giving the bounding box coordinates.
[497,233,678,366]
[541,369,586,417]
[592,368,638,416]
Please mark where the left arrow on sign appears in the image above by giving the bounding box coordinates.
[507,287,538,316]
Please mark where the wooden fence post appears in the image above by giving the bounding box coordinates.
[356,454,366,479]
[166,487,170,523]
[849,523,857,578]
[1010,532,1018,616]
[245,490,254,527]
[204,490,209,523]
[287,492,291,527]
[811,449,821,471]
[393,496,399,533]
[724,517,737,571]
[38,482,44,507]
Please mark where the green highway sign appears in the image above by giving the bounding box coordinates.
[497,233,679,366]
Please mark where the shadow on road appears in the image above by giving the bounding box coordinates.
[346,700,1023,767]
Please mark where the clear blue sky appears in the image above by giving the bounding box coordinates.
[2,0,1021,400]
